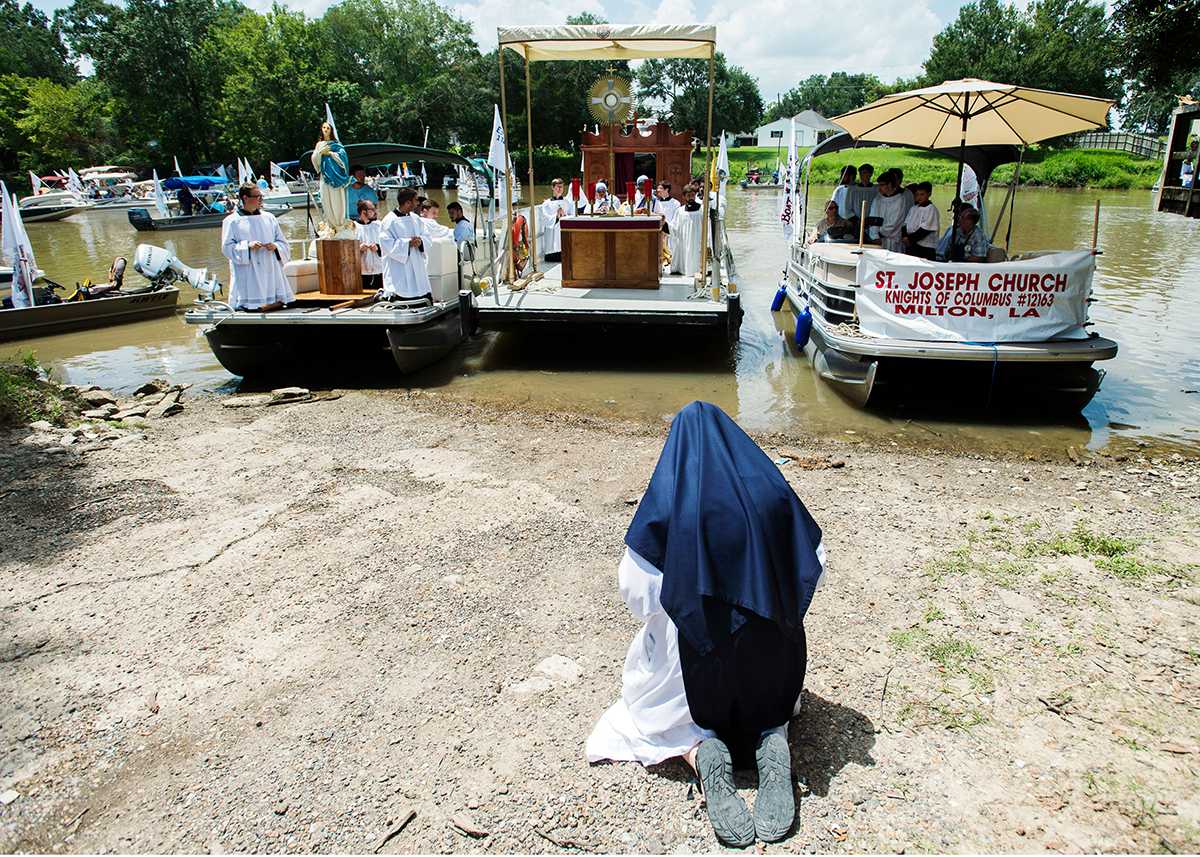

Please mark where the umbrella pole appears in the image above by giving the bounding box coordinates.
[954,94,969,203]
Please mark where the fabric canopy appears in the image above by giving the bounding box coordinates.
[807,132,1019,184]
[831,79,1113,148]
[497,24,715,61]
[163,175,229,190]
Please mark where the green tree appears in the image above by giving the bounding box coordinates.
[923,0,1117,99]
[0,0,75,83]
[1110,0,1199,132]
[319,0,491,151]
[56,0,245,164]
[204,6,359,163]
[17,77,118,171]
[0,73,31,174]
[636,53,763,141]
[764,72,883,122]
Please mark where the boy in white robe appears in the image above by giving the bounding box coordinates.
[867,170,911,253]
[538,178,571,262]
[379,188,432,300]
[355,198,383,291]
[221,183,293,311]
[669,184,704,277]
[653,181,681,265]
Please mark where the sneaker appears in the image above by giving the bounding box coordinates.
[696,738,755,848]
[753,731,795,842]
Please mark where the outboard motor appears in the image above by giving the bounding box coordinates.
[133,244,222,298]
[127,207,154,231]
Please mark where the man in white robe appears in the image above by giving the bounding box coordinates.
[355,198,383,291]
[379,188,432,300]
[867,171,911,253]
[221,184,293,311]
[669,184,704,277]
[538,178,571,262]
[653,181,681,265]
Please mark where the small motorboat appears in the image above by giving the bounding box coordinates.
[0,247,202,341]
[18,191,93,222]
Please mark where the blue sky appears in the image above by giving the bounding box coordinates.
[30,0,973,106]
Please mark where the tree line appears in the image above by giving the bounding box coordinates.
[0,0,1195,187]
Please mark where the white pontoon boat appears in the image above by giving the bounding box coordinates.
[779,81,1119,409]
[476,24,742,343]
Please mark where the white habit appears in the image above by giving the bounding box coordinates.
[221,210,294,309]
[538,197,571,257]
[669,206,704,277]
[355,220,383,276]
[586,547,824,766]
[379,210,432,298]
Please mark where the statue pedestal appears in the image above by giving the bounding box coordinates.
[317,238,360,294]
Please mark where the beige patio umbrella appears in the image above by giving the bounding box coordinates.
[831,78,1114,198]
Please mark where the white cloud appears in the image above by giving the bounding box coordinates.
[448,0,607,51]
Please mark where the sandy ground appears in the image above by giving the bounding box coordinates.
[2,388,1199,854]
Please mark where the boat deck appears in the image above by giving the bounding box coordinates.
[477,263,729,329]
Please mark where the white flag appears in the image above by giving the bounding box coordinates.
[779,119,797,241]
[420,162,427,186]
[67,167,83,196]
[716,132,730,179]
[217,163,229,182]
[28,171,42,194]
[324,102,339,141]
[152,170,169,218]
[236,158,247,186]
[270,161,284,190]
[1,182,37,308]
[487,104,508,175]
[173,155,183,177]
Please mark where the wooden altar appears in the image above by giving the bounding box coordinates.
[560,216,661,289]
[581,123,694,201]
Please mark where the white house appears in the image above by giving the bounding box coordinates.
[751,111,842,148]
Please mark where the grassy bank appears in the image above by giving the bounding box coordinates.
[691,145,1161,190]
[0,353,77,427]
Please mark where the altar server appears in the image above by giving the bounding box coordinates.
[355,198,383,291]
[379,188,431,300]
[669,184,704,277]
[867,170,910,252]
[538,178,571,261]
[586,401,825,848]
[221,183,293,311]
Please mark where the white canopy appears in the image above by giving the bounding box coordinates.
[832,79,1113,148]
[497,24,715,61]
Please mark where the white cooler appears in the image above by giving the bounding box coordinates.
[283,259,319,294]
[424,237,459,302]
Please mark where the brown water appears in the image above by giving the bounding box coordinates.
[10,187,1200,454]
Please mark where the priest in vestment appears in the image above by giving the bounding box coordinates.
[669,184,704,277]
[379,188,432,300]
[538,178,571,262]
[221,183,294,311]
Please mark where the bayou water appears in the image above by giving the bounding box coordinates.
[10,186,1199,454]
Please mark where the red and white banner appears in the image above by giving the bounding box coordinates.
[855,249,1095,342]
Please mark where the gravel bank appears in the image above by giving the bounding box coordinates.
[2,389,1198,853]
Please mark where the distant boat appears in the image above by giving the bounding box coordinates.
[18,191,93,222]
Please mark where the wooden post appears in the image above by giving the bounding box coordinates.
[858,200,867,248]
[1091,198,1100,254]
[498,48,515,284]
[697,47,716,287]
[524,52,537,272]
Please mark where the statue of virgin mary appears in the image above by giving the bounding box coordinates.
[311,122,354,239]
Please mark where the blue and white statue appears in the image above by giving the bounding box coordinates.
[311,121,354,239]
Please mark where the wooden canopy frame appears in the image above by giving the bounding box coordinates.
[496,24,717,285]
